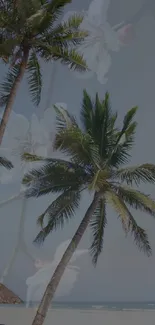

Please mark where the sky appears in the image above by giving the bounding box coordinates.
[0,0,155,303]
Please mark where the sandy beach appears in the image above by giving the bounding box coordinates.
[1,307,155,325]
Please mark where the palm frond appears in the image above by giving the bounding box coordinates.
[80,90,94,132]
[34,189,81,244]
[48,14,88,47]
[36,43,87,71]
[22,152,45,162]
[0,156,13,169]
[22,152,76,166]
[115,164,155,186]
[45,0,72,12]
[27,50,42,106]
[22,159,87,197]
[15,0,41,22]
[106,190,151,256]
[62,13,84,30]
[47,29,88,47]
[80,91,118,162]
[107,107,138,168]
[106,190,129,232]
[116,106,138,145]
[54,126,100,169]
[114,185,155,217]
[90,198,107,265]
[0,38,19,60]
[53,104,77,131]
[108,141,132,167]
[0,64,20,106]
[26,0,71,32]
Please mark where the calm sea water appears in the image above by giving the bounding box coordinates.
[2,302,155,311]
[23,301,155,311]
[51,302,155,311]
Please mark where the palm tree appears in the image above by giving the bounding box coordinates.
[0,0,88,144]
[23,91,155,325]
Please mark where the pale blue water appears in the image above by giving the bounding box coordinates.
[51,301,155,311]
[4,301,154,311]
[2,302,155,311]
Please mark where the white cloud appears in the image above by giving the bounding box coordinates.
[26,239,88,306]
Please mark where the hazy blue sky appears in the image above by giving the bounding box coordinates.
[0,0,155,302]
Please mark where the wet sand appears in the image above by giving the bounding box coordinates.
[0,307,155,325]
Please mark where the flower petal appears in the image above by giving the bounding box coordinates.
[96,50,111,84]
[88,0,111,25]
[105,23,120,51]
[0,111,29,143]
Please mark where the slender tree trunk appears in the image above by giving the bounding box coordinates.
[0,48,29,145]
[31,191,100,325]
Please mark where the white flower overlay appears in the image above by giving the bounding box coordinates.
[26,239,88,306]
[0,108,56,185]
[63,0,133,84]
[0,103,67,283]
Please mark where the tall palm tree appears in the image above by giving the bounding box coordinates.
[0,0,88,144]
[23,91,155,325]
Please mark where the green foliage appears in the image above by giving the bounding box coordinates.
[0,156,13,169]
[27,51,42,105]
[0,64,20,106]
[0,0,88,107]
[35,189,81,244]
[22,92,155,265]
[90,198,107,265]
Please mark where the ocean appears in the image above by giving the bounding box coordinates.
[1,301,155,311]
[51,301,155,311]
[20,301,155,311]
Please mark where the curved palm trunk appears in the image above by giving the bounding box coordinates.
[0,48,29,145]
[31,192,100,325]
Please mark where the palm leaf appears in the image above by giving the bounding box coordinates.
[45,0,72,12]
[0,64,20,106]
[116,106,138,144]
[53,104,77,131]
[0,156,13,169]
[48,14,88,47]
[106,190,151,255]
[27,50,42,106]
[80,91,125,166]
[115,164,155,185]
[47,30,88,47]
[90,198,107,265]
[54,126,100,169]
[26,0,72,32]
[15,0,41,22]
[37,43,87,71]
[0,38,19,60]
[106,190,129,232]
[34,189,81,244]
[107,107,138,167]
[114,185,155,217]
[80,90,94,133]
[22,159,87,196]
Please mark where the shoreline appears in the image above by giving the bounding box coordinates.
[1,305,155,312]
